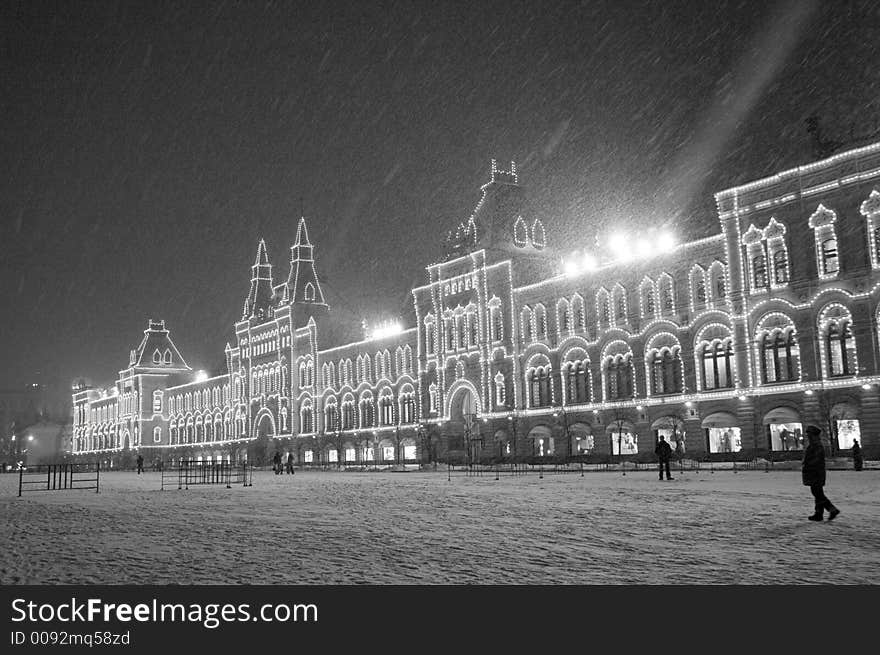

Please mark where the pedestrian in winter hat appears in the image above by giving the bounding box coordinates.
[802,425,840,522]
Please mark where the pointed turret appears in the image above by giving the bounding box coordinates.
[243,238,275,321]
[286,217,326,305]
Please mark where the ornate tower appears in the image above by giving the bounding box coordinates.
[286,217,326,306]
[242,238,275,321]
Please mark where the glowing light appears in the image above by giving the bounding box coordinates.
[635,405,643,411]
[862,383,872,391]
[582,253,597,271]
[368,321,403,340]
[685,401,694,408]
[609,233,628,256]
[635,239,651,258]
[804,389,814,395]
[27,435,33,441]
[657,232,675,251]
[195,370,209,383]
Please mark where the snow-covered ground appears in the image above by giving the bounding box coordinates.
[1,468,878,584]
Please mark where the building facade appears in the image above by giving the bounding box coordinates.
[72,142,880,465]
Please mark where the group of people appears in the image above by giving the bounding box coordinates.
[656,427,868,521]
[272,451,295,475]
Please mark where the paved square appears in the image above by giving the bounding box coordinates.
[1,469,877,584]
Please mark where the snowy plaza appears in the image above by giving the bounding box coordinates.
[2,468,878,585]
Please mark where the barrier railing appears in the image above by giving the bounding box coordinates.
[18,462,100,497]
[161,460,253,490]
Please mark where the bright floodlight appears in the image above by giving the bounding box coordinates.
[195,370,209,382]
[608,233,628,255]
[563,259,580,278]
[657,232,675,250]
[635,238,651,258]
[582,253,598,271]
[371,322,403,340]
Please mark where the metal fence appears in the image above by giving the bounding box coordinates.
[161,460,253,490]
[18,462,100,497]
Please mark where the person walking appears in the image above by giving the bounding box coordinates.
[136,454,144,475]
[655,435,674,481]
[272,451,282,475]
[286,452,295,475]
[802,425,840,522]
[851,438,863,471]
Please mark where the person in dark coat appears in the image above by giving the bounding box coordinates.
[272,451,282,475]
[286,452,295,475]
[802,425,840,521]
[655,435,674,481]
[851,439,863,471]
[136,454,144,475]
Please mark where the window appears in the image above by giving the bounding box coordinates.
[153,427,162,443]
[752,252,767,289]
[707,427,741,454]
[572,295,586,331]
[597,291,611,327]
[164,349,172,364]
[772,247,788,284]
[521,307,533,342]
[528,367,552,407]
[820,238,839,275]
[425,318,435,355]
[659,278,674,313]
[715,275,726,298]
[558,299,571,334]
[379,393,394,425]
[490,305,503,342]
[605,355,633,400]
[641,282,655,318]
[304,282,315,301]
[429,383,439,413]
[820,305,857,378]
[494,372,506,406]
[566,361,590,404]
[534,304,547,339]
[650,349,682,395]
[400,393,415,424]
[300,405,314,433]
[701,340,733,390]
[445,318,455,351]
[468,310,479,347]
[761,331,798,383]
[359,398,375,427]
[342,401,355,430]
[153,349,161,364]
[614,292,626,322]
[809,204,839,278]
[325,402,339,432]
[152,390,163,413]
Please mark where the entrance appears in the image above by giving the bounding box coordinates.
[448,385,482,463]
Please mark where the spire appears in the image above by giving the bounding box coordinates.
[243,238,275,321]
[286,216,326,306]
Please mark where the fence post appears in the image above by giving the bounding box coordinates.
[96,461,100,494]
[18,466,22,497]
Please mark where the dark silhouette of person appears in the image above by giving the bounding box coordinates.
[851,439,863,471]
[272,451,282,475]
[136,454,144,475]
[802,425,840,522]
[655,435,674,481]
[286,452,295,475]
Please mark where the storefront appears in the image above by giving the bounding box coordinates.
[528,425,554,457]
[831,402,860,450]
[702,411,742,454]
[570,422,594,454]
[607,421,638,455]
[651,416,685,454]
[763,406,803,451]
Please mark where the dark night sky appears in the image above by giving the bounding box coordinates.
[1,0,879,405]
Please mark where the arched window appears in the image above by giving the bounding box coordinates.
[534,304,547,339]
[152,390,163,414]
[772,249,789,284]
[572,295,586,332]
[490,303,503,342]
[521,307,533,342]
[757,315,800,384]
[304,282,315,301]
[300,402,314,434]
[341,398,355,430]
[659,276,674,313]
[494,372,506,406]
[820,305,857,378]
[565,360,590,404]
[153,349,161,364]
[597,289,611,328]
[613,287,627,323]
[444,316,455,351]
[359,395,375,428]
[325,399,339,432]
[467,308,479,347]
[650,348,682,395]
[164,349,172,364]
[527,366,552,407]
[820,238,839,275]
[699,338,733,390]
[641,280,656,318]
[605,355,633,400]
[399,389,415,424]
[379,391,395,426]
[557,298,571,335]
[809,204,839,278]
[424,315,435,355]
[429,383,439,413]
[752,252,768,289]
